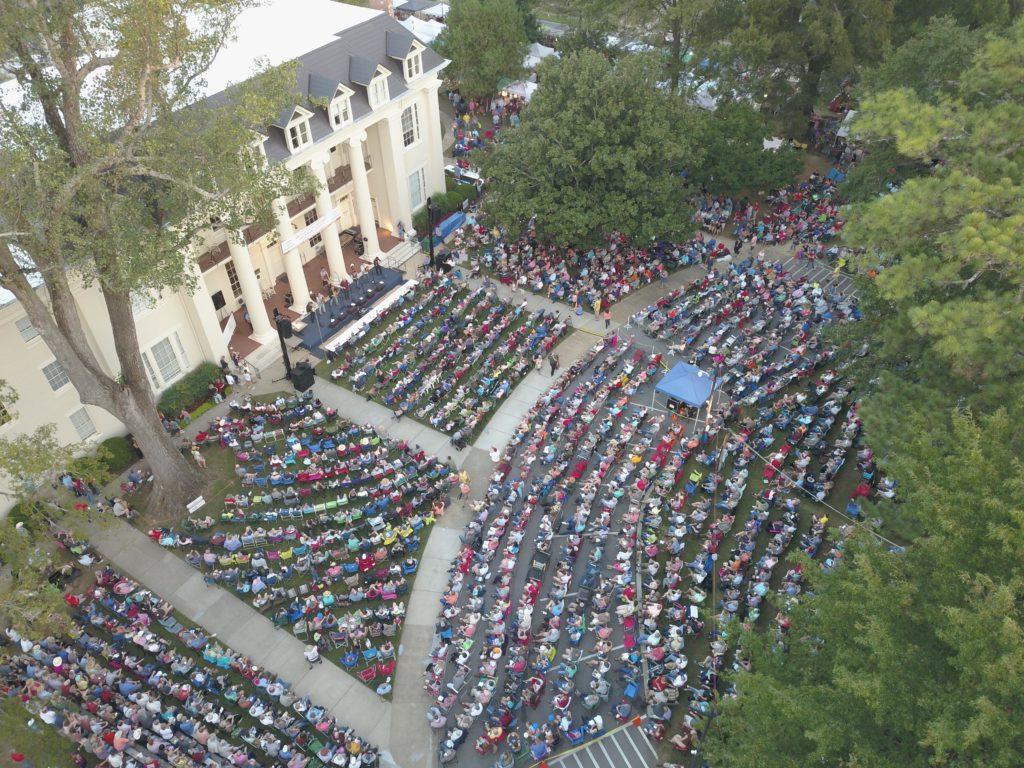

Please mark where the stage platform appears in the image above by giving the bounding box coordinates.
[294,267,404,358]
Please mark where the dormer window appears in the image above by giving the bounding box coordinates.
[330,86,353,129]
[404,50,423,80]
[369,71,390,110]
[288,120,310,150]
[285,107,314,152]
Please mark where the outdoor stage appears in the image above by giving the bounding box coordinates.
[293,266,405,357]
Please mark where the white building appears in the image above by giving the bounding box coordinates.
[0,1,448,510]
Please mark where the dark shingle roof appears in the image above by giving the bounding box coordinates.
[307,73,337,100]
[385,30,415,60]
[249,14,445,163]
[395,0,435,11]
[348,55,378,87]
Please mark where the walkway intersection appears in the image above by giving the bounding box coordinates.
[86,260,712,768]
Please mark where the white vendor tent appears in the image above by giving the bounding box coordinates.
[523,42,557,69]
[837,110,858,138]
[505,80,539,101]
[399,15,445,44]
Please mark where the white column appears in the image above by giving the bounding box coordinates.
[311,155,349,281]
[385,114,412,236]
[227,233,276,343]
[422,83,446,195]
[184,256,229,362]
[348,132,381,260]
[273,197,311,311]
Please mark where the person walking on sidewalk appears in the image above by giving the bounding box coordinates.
[304,644,323,669]
[548,354,559,376]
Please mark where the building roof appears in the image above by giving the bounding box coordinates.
[385,30,417,60]
[395,0,436,12]
[200,3,446,163]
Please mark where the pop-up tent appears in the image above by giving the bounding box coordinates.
[523,42,557,69]
[399,15,444,44]
[655,362,714,408]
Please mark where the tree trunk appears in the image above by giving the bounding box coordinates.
[0,241,203,518]
[101,284,205,515]
[115,388,203,514]
[669,18,683,95]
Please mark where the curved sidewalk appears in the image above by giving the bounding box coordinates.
[85,518,397,759]
[88,266,703,767]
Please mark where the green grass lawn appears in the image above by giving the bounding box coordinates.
[0,697,79,768]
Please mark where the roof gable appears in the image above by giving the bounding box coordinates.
[348,55,377,86]
[272,104,312,128]
[385,30,416,60]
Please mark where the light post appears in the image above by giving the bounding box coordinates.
[275,316,293,380]
[426,196,436,268]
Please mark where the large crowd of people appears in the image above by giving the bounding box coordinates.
[419,242,872,763]
[2,564,379,768]
[328,276,567,440]
[455,229,730,313]
[146,393,452,689]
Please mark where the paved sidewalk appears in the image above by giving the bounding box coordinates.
[86,263,709,767]
[85,518,398,761]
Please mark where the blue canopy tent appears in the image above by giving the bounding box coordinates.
[656,362,715,408]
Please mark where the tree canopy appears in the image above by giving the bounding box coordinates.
[436,0,529,99]
[703,403,1024,768]
[0,0,306,513]
[480,50,703,244]
[844,16,1024,388]
[690,102,802,196]
[703,16,1024,768]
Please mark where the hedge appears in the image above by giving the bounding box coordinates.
[412,179,478,234]
[99,436,140,474]
[157,362,222,415]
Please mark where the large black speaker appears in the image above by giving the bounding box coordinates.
[276,317,293,338]
[292,361,315,392]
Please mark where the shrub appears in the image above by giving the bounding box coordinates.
[412,179,478,233]
[99,436,139,473]
[157,362,222,415]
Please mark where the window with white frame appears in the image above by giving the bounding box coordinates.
[172,331,190,370]
[150,337,182,384]
[225,260,243,299]
[408,167,426,211]
[330,95,352,129]
[304,210,323,248]
[288,119,311,150]
[401,104,421,147]
[405,51,422,80]
[142,352,160,391]
[15,316,39,342]
[68,407,96,440]
[131,290,155,316]
[42,360,70,391]
[369,75,389,109]
[0,400,12,427]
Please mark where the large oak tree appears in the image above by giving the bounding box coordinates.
[0,0,305,514]
[480,50,705,244]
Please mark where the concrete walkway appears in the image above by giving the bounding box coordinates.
[85,519,398,758]
[86,263,706,767]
